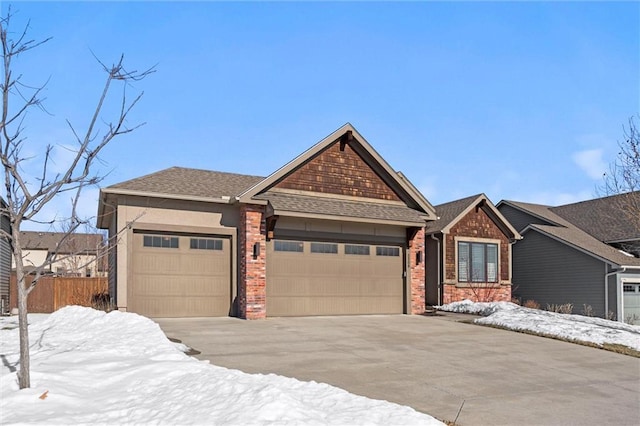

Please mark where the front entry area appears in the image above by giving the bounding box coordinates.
[129,232,232,317]
[266,239,405,316]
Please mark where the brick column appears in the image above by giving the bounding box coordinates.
[239,205,267,319]
[409,227,426,314]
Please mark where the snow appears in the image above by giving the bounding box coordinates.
[438,299,640,351]
[0,307,442,425]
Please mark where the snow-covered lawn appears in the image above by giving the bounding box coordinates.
[438,300,640,352]
[0,307,442,425]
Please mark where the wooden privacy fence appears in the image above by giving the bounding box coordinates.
[9,273,108,313]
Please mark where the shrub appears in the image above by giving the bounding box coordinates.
[581,304,595,317]
[546,303,573,314]
[523,299,540,310]
[510,297,522,306]
[91,292,115,312]
[606,311,617,321]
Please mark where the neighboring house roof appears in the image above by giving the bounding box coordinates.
[527,224,640,267]
[426,193,521,239]
[20,231,104,254]
[255,191,428,226]
[105,167,265,201]
[549,191,640,243]
[498,200,640,268]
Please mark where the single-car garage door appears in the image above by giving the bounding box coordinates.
[267,239,404,316]
[129,232,231,317]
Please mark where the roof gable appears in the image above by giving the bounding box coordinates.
[238,123,437,219]
[274,140,402,202]
[427,194,520,239]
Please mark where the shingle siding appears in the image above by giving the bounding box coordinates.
[513,230,607,317]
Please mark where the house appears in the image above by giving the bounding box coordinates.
[12,231,105,277]
[97,123,438,318]
[0,198,10,313]
[497,193,640,324]
[424,194,521,306]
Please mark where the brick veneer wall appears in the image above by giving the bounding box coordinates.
[409,228,426,314]
[443,206,512,303]
[275,142,401,201]
[239,205,266,319]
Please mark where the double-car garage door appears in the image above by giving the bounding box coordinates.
[267,240,405,316]
[129,232,405,317]
[129,232,231,317]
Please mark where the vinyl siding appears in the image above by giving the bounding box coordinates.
[513,230,607,317]
[498,204,553,233]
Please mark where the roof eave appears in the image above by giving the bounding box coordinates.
[269,208,427,227]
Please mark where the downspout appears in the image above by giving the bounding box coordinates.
[605,266,625,321]
[430,233,441,305]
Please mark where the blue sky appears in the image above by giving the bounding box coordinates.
[2,1,639,230]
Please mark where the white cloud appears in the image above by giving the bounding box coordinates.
[572,148,607,180]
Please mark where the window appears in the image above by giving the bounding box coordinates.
[274,240,304,252]
[624,285,639,293]
[458,242,498,283]
[143,235,179,249]
[310,242,338,254]
[190,238,223,250]
[376,246,400,257]
[345,244,370,255]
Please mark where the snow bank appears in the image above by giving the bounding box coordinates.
[0,307,442,425]
[438,300,640,351]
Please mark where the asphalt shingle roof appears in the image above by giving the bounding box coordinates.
[550,191,640,243]
[254,191,427,225]
[425,194,482,233]
[107,167,265,199]
[502,199,640,266]
[530,224,640,267]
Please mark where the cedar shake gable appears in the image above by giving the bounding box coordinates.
[426,194,521,240]
[238,123,437,221]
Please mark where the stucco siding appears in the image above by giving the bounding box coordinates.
[112,196,241,311]
[513,230,607,316]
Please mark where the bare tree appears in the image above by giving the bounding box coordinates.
[601,117,640,234]
[0,10,153,389]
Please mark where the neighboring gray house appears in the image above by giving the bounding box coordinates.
[0,198,10,313]
[498,192,640,324]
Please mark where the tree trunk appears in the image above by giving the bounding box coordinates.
[16,269,30,389]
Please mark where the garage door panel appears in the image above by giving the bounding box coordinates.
[267,240,404,316]
[130,233,231,317]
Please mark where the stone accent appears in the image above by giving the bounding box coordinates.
[275,141,401,201]
[443,284,511,304]
[239,205,266,319]
[409,228,426,314]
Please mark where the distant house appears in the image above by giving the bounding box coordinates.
[497,192,640,324]
[12,231,105,277]
[0,198,10,313]
[425,194,521,305]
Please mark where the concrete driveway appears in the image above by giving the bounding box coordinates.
[155,313,640,425]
